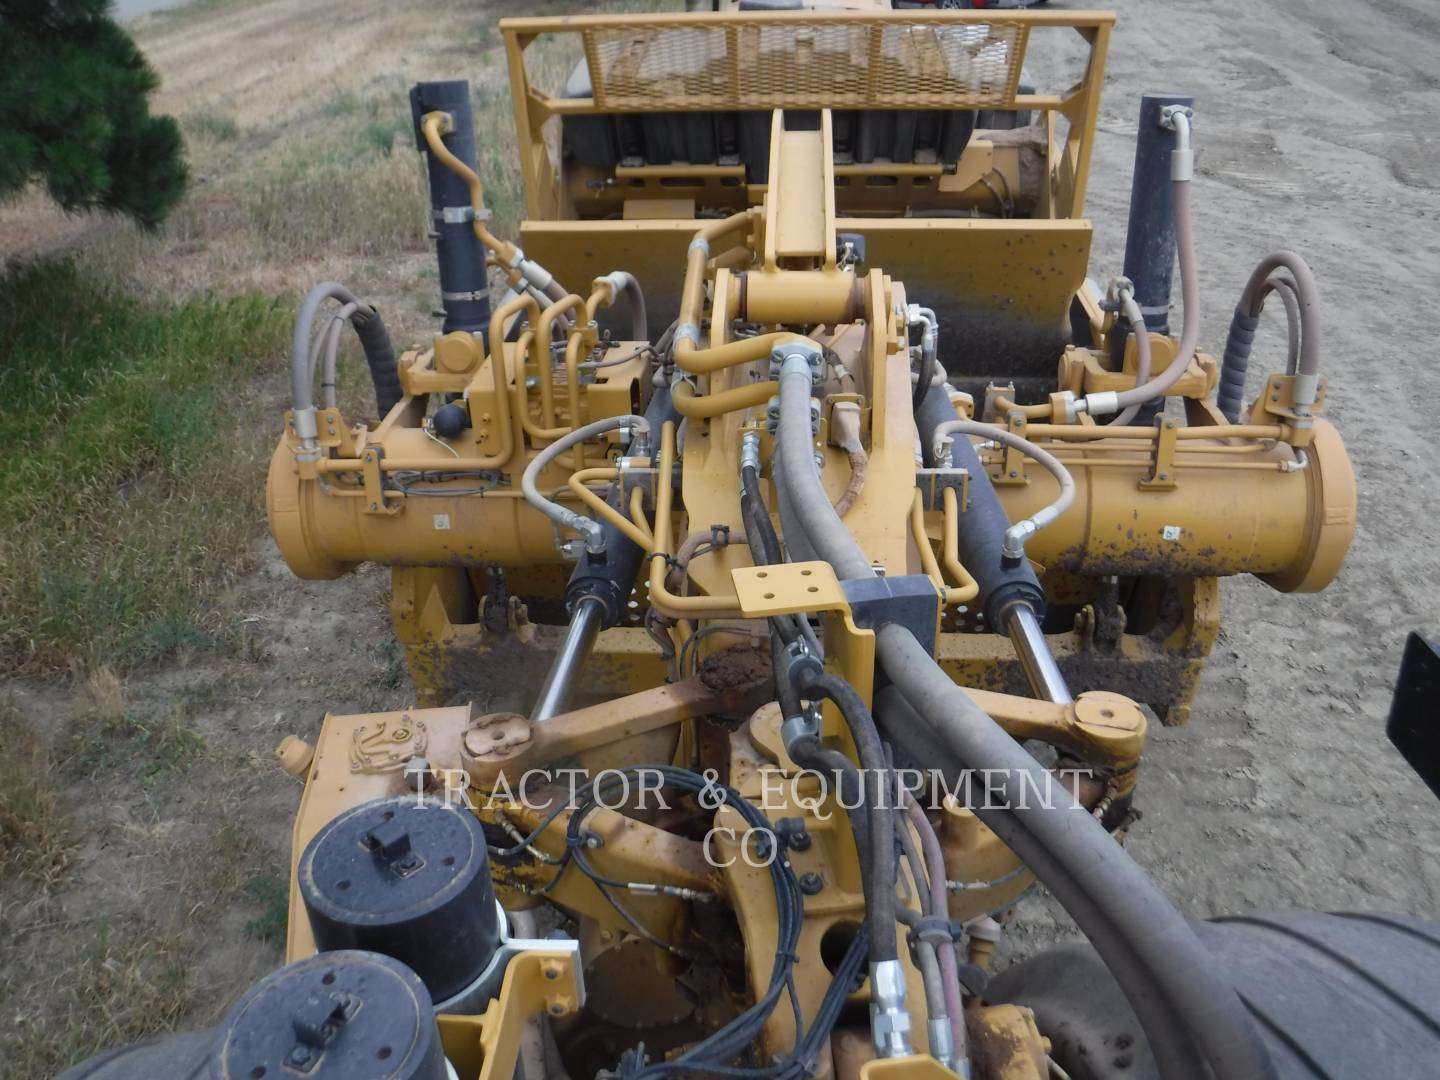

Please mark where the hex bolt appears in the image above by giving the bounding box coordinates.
[799,872,824,895]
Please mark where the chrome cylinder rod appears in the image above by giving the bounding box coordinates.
[531,595,605,722]
[1005,603,1074,705]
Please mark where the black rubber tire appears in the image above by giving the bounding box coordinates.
[986,911,1440,1079]
[56,1028,214,1080]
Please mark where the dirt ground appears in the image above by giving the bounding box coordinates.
[3,0,1440,1069]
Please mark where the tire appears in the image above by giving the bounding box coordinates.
[56,1028,214,1079]
[986,911,1440,1079]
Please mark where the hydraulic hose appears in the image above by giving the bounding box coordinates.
[1218,251,1321,422]
[1103,112,1198,414]
[915,383,1046,627]
[590,271,648,341]
[902,789,967,1071]
[873,639,1277,1080]
[909,305,939,414]
[773,336,1272,1079]
[1109,284,1153,427]
[521,415,648,556]
[930,420,1075,568]
[794,671,898,965]
[565,385,677,628]
[775,349,873,581]
[291,282,403,448]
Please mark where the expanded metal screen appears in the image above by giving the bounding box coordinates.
[578,18,1029,112]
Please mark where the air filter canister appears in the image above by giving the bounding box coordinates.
[299,795,500,1003]
[210,950,447,1080]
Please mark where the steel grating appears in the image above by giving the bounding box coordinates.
[584,19,1028,112]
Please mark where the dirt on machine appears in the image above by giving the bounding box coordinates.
[64,7,1440,1080]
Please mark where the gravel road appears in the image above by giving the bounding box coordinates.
[1004,0,1440,958]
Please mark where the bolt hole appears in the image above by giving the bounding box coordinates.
[377,1046,392,1061]
[321,972,336,986]
[807,586,819,593]
[756,571,768,578]
[336,880,351,892]
[251,1068,267,1079]
[763,592,775,600]
[382,810,395,821]
[1100,708,1114,719]
[443,855,455,867]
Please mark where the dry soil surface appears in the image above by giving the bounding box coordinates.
[4,0,1440,1062]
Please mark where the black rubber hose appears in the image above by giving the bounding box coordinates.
[914,382,1046,627]
[794,670,898,965]
[1218,307,1259,423]
[741,463,784,568]
[349,305,403,418]
[873,638,1277,1080]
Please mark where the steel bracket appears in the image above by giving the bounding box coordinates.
[915,467,970,512]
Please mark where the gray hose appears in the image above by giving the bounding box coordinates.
[903,791,967,1069]
[930,420,1075,566]
[772,334,1272,1078]
[291,281,403,435]
[318,302,359,409]
[874,634,1277,1080]
[1218,252,1320,422]
[1077,114,1197,420]
[292,282,360,419]
[1111,174,1198,410]
[1109,286,1152,426]
[521,414,648,556]
[775,350,873,580]
[601,270,649,340]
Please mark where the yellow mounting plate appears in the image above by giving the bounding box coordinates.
[731,561,847,618]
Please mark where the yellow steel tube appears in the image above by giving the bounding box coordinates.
[940,486,980,605]
[645,422,746,617]
[533,294,584,432]
[567,468,654,551]
[419,113,519,265]
[1022,423,1286,442]
[910,490,975,607]
[672,378,775,420]
[469,292,536,468]
[669,209,826,377]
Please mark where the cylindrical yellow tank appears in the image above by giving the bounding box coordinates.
[267,441,570,579]
[271,411,1354,596]
[989,419,1355,592]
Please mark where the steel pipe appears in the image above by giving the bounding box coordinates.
[1004,602,1073,705]
[531,595,605,722]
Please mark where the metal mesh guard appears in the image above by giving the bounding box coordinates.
[585,19,1027,112]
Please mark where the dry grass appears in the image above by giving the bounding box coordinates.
[0,0,660,1071]
[0,697,73,896]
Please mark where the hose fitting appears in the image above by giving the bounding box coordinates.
[740,430,762,475]
[869,959,914,1058]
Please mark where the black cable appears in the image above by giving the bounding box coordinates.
[911,336,934,414]
[556,767,806,1080]
[793,670,899,965]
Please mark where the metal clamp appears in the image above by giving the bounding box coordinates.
[915,467,970,512]
[433,205,492,225]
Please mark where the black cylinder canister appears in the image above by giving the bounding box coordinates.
[210,950,447,1080]
[299,795,499,1003]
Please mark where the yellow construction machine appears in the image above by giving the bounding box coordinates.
[70,9,1440,1080]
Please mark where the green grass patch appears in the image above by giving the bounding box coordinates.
[184,110,241,142]
[0,258,290,672]
[243,873,290,948]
